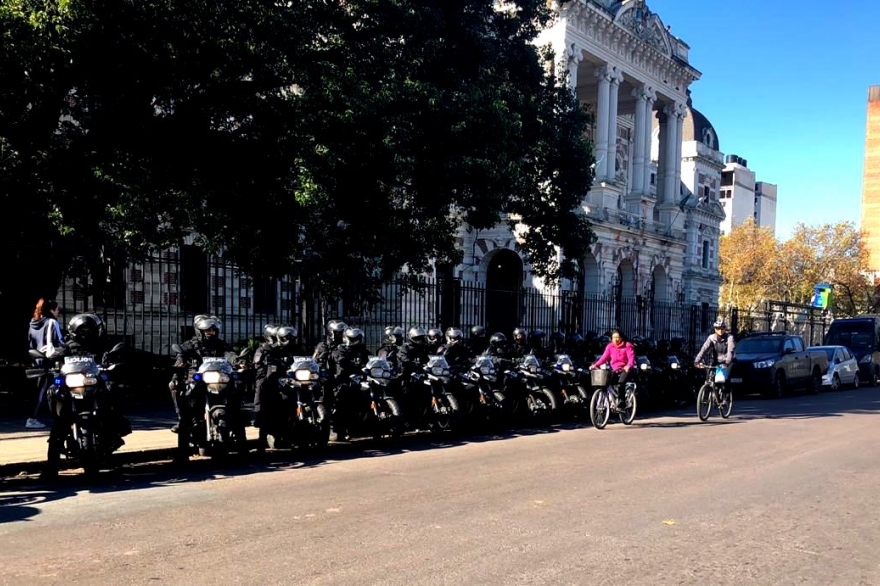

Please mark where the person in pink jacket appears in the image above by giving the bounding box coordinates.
[589,329,635,409]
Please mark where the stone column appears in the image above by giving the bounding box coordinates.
[673,102,686,203]
[593,66,612,182]
[566,43,584,93]
[656,109,668,203]
[630,84,654,194]
[642,89,656,194]
[604,68,624,181]
[631,88,646,194]
[662,102,680,204]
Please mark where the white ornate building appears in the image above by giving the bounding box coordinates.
[450,0,726,332]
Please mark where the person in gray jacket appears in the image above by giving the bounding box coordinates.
[694,319,736,368]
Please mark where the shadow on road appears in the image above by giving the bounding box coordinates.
[732,387,880,420]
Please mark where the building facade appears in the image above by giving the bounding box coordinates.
[718,155,776,236]
[862,85,880,275]
[452,0,726,333]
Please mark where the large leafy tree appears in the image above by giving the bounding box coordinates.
[0,0,594,354]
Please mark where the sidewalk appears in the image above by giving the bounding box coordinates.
[0,405,258,477]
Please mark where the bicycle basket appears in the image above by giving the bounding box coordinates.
[590,369,612,386]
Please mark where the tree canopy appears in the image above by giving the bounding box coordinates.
[0,0,596,344]
[719,219,877,316]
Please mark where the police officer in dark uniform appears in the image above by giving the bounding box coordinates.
[170,315,233,461]
[376,326,404,367]
[329,328,371,439]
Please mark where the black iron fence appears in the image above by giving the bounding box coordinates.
[37,251,833,359]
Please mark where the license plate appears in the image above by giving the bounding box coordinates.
[730,377,742,383]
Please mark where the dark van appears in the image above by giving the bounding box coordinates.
[823,315,880,386]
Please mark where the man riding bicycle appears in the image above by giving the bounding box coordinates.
[694,319,735,374]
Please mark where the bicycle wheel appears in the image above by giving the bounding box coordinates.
[696,384,712,421]
[589,389,610,430]
[718,389,733,419]
[619,387,637,425]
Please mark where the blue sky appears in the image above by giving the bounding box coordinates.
[647,0,879,240]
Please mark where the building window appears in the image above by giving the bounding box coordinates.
[702,240,710,269]
[650,173,656,185]
[703,185,711,200]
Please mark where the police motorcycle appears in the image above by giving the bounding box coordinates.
[37,313,130,477]
[263,356,330,451]
[547,354,590,419]
[408,355,462,433]
[338,356,404,441]
[501,354,558,424]
[172,344,250,458]
[454,355,509,428]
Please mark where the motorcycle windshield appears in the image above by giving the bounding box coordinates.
[426,355,450,376]
[198,357,233,374]
[365,356,392,379]
[60,355,100,376]
[288,357,320,381]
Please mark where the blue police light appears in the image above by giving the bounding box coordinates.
[193,373,202,381]
[54,377,63,386]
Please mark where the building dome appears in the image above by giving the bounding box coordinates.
[682,92,719,151]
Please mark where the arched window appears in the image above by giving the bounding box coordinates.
[703,128,716,150]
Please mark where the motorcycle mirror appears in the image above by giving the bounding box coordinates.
[110,342,126,354]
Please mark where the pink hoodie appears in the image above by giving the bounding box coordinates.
[592,341,635,371]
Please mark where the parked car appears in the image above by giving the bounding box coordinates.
[810,345,860,391]
[823,316,880,386]
[728,333,828,398]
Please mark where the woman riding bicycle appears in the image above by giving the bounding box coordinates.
[589,329,635,410]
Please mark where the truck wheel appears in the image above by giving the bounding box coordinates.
[769,372,786,399]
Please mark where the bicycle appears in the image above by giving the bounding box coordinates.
[695,364,733,421]
[588,367,637,430]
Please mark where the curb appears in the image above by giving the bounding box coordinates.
[0,440,260,479]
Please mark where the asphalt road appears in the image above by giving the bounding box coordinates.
[2,387,880,586]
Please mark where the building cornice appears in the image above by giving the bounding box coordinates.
[562,1,701,98]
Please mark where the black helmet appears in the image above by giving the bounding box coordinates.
[343,328,364,346]
[408,326,427,344]
[598,335,611,346]
[528,329,545,346]
[276,325,297,347]
[427,328,442,342]
[445,328,463,344]
[68,313,105,346]
[489,332,507,347]
[263,324,279,345]
[384,326,404,346]
[194,315,222,339]
[513,327,527,342]
[470,325,487,339]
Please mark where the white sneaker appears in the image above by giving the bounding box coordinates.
[25,418,47,429]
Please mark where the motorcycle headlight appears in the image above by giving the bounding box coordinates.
[480,365,495,376]
[371,367,387,378]
[639,363,649,371]
[753,359,775,369]
[295,369,313,382]
[561,363,572,372]
[528,365,538,374]
[202,371,229,384]
[670,362,680,369]
[65,373,97,388]
[431,366,445,376]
